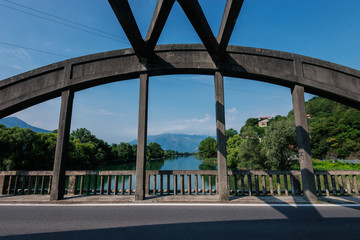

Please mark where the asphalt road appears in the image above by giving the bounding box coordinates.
[0,204,359,240]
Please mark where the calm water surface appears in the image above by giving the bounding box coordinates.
[101,156,217,192]
[103,155,216,171]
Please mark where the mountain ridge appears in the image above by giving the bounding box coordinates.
[0,117,52,133]
[0,117,209,153]
[129,133,211,153]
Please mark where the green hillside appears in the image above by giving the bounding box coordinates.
[197,97,360,170]
[305,97,360,159]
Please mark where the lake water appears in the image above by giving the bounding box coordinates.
[101,155,217,192]
[103,155,217,171]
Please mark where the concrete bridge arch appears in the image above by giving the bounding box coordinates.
[1,43,359,202]
[1,0,360,202]
[1,44,359,118]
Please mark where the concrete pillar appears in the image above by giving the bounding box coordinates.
[67,175,77,195]
[291,85,317,202]
[50,89,74,201]
[135,73,149,200]
[214,71,229,201]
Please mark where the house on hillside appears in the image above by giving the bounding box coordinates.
[258,116,271,127]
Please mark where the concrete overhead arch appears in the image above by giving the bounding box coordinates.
[2,0,358,202]
[1,44,360,118]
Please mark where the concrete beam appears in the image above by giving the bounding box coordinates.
[144,0,175,58]
[135,73,149,200]
[177,0,219,61]
[50,89,74,201]
[217,0,244,55]
[291,85,317,202]
[214,71,229,201]
[108,0,145,58]
[1,45,360,119]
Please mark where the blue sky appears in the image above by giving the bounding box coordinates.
[1,0,360,144]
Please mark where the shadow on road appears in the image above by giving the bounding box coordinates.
[2,216,360,240]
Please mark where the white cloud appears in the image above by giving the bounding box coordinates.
[80,106,126,118]
[148,114,215,137]
[226,107,238,114]
[11,65,23,70]
[187,114,211,123]
[226,107,239,121]
[11,48,31,61]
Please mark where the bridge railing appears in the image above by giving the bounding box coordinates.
[1,170,360,197]
[66,170,136,195]
[0,171,53,195]
[313,171,360,197]
[146,170,218,196]
[229,170,302,196]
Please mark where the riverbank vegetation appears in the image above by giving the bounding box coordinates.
[197,97,360,170]
[0,126,191,171]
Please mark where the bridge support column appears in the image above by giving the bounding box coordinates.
[291,85,317,202]
[135,73,149,200]
[50,89,74,201]
[215,71,229,201]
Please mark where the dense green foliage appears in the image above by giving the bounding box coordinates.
[0,125,189,171]
[261,118,297,170]
[198,97,360,170]
[237,126,266,169]
[306,97,360,159]
[0,125,56,170]
[198,137,217,158]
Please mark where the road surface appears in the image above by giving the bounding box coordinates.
[0,203,359,239]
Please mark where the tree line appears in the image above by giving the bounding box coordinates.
[0,126,189,171]
[198,97,360,170]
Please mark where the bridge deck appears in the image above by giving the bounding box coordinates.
[1,194,359,205]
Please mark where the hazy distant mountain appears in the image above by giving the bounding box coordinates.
[129,133,210,153]
[0,117,52,133]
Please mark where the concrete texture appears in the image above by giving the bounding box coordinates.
[214,72,229,201]
[1,45,359,119]
[135,74,149,200]
[1,194,360,205]
[50,90,74,201]
[292,85,317,201]
[1,0,359,203]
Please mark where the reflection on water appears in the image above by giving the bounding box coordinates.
[102,156,214,171]
[100,156,218,192]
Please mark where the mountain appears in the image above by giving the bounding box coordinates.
[0,117,52,133]
[129,133,210,153]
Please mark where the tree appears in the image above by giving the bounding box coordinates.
[117,142,134,161]
[262,119,297,170]
[306,97,360,159]
[71,128,97,143]
[198,137,217,158]
[237,126,266,169]
[147,142,164,159]
[225,128,238,141]
[240,118,266,138]
[226,134,243,168]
